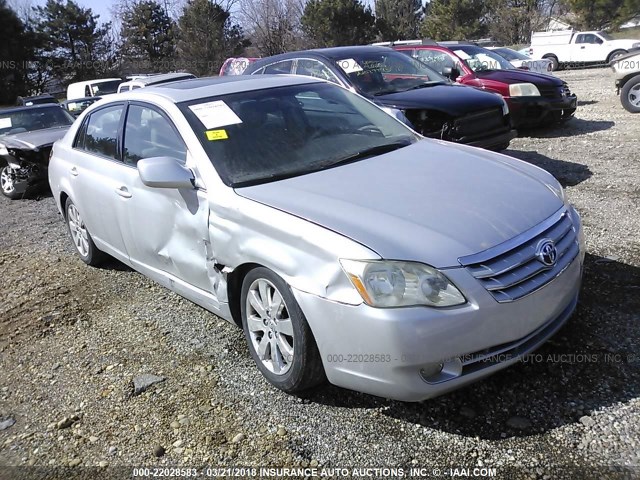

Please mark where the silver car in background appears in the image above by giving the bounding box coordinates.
[48,75,585,401]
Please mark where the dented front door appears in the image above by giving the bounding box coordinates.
[116,103,212,294]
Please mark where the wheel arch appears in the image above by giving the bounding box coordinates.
[226,262,264,328]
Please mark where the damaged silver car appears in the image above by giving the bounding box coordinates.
[1,104,75,199]
[48,75,585,401]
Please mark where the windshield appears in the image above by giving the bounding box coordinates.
[597,31,613,41]
[334,51,448,96]
[493,48,529,61]
[91,80,121,95]
[179,82,419,187]
[452,46,514,72]
[0,106,74,136]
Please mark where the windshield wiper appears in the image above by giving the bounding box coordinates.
[405,82,445,91]
[328,140,413,166]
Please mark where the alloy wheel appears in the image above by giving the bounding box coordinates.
[245,278,295,375]
[0,166,16,194]
[67,204,90,257]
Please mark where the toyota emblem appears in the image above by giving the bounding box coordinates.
[536,239,557,267]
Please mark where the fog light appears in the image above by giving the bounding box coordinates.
[420,357,463,384]
[420,363,444,381]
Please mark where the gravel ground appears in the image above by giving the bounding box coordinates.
[1,68,639,480]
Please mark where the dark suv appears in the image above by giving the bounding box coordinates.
[391,41,577,128]
[244,46,516,150]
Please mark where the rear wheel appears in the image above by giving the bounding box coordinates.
[621,74,640,113]
[0,166,22,200]
[543,55,559,71]
[65,197,106,266]
[608,50,627,64]
[241,267,325,393]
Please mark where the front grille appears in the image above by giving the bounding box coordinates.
[459,208,579,303]
[454,107,506,138]
[539,82,571,99]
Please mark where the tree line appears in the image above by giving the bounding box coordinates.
[1,0,639,103]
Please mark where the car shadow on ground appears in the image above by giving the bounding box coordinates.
[504,150,592,187]
[302,253,640,440]
[519,118,615,139]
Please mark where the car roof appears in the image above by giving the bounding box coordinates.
[247,45,396,67]
[0,104,64,115]
[123,72,196,86]
[120,75,323,104]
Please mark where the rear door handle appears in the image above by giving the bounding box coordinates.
[70,167,78,176]
[115,186,132,198]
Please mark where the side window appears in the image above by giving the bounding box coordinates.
[576,34,586,44]
[131,85,141,90]
[263,60,293,74]
[123,104,187,166]
[295,59,340,84]
[81,105,124,159]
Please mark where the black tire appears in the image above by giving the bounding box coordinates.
[64,197,106,266]
[0,165,23,200]
[240,267,325,393]
[607,50,627,64]
[543,55,559,71]
[620,74,640,113]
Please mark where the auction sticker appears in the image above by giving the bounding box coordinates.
[337,58,363,74]
[189,100,242,129]
[0,118,12,129]
[206,129,229,141]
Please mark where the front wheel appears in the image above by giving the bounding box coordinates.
[1,166,22,199]
[241,267,325,393]
[621,74,640,113]
[65,198,106,266]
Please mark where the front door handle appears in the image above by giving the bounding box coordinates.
[70,167,78,176]
[115,186,132,198]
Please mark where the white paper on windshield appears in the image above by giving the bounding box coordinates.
[453,50,471,60]
[336,58,363,74]
[0,118,12,129]
[189,100,242,129]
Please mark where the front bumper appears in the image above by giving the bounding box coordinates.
[508,95,577,128]
[293,211,584,402]
[464,128,517,150]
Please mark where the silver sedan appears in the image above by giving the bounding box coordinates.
[48,75,584,401]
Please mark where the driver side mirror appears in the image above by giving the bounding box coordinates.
[138,156,195,189]
[442,66,460,81]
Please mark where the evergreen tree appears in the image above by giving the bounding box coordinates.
[301,0,376,48]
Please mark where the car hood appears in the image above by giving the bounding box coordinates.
[0,126,70,150]
[475,69,562,86]
[373,84,504,114]
[235,140,564,268]
[607,39,640,49]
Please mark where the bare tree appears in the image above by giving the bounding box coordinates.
[238,0,305,56]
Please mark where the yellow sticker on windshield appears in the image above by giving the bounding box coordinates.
[206,129,228,141]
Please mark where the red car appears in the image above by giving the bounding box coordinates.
[391,41,577,128]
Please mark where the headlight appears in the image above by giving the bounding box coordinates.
[509,83,541,96]
[340,259,466,308]
[0,144,8,156]
[632,42,640,48]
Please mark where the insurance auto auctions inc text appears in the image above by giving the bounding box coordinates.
[256,467,497,477]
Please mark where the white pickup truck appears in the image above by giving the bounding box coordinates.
[529,30,640,70]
